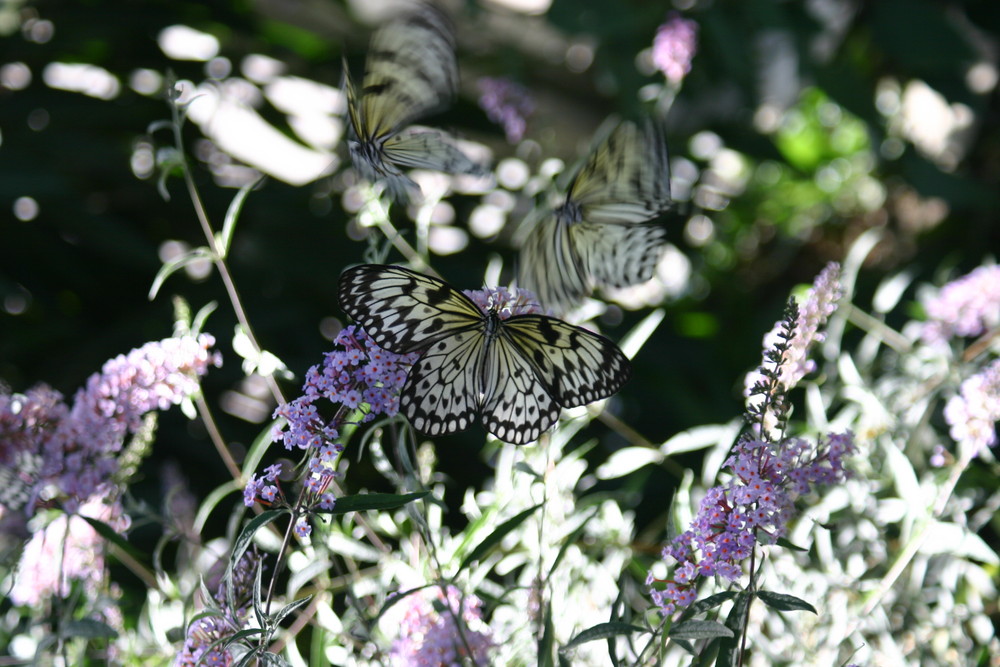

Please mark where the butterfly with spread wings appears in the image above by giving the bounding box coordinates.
[518,118,673,314]
[338,264,631,445]
[343,5,486,203]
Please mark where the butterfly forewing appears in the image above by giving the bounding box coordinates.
[518,212,589,313]
[361,6,457,139]
[569,119,672,224]
[502,316,632,407]
[344,6,483,202]
[339,265,482,354]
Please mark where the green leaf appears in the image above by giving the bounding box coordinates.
[548,509,599,578]
[757,590,817,613]
[716,591,751,667]
[459,503,542,572]
[273,594,313,627]
[669,620,733,640]
[227,509,287,613]
[148,246,216,300]
[561,622,646,651]
[243,419,283,482]
[61,618,119,640]
[537,601,555,667]
[193,480,241,535]
[513,461,542,479]
[677,591,737,623]
[774,536,808,552]
[80,516,145,563]
[321,491,429,514]
[147,119,174,135]
[190,301,219,338]
[217,177,264,258]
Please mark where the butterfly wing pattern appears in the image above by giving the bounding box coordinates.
[518,119,673,313]
[344,5,485,202]
[338,265,632,444]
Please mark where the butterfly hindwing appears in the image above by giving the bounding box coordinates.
[480,333,560,445]
[502,315,632,406]
[573,220,667,289]
[383,128,487,176]
[518,213,589,313]
[400,328,483,438]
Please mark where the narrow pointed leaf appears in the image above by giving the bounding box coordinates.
[321,491,429,514]
[460,503,541,572]
[149,247,215,300]
[757,590,817,613]
[669,620,733,640]
[80,516,145,563]
[676,591,737,623]
[561,622,646,651]
[61,619,119,640]
[218,177,263,258]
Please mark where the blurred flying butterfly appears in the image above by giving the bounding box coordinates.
[338,264,632,445]
[343,4,486,203]
[518,118,673,314]
[0,450,42,512]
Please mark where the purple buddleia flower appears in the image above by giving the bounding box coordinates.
[648,432,856,615]
[921,264,1000,345]
[943,359,1000,458]
[745,263,842,433]
[174,548,263,666]
[652,14,699,84]
[0,335,219,515]
[477,76,535,143]
[257,326,418,509]
[463,285,541,318]
[387,585,495,667]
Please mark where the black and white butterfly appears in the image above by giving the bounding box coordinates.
[343,4,486,203]
[518,118,672,314]
[338,264,631,444]
[0,450,42,512]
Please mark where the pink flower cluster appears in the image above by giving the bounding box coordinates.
[387,585,495,667]
[944,359,1000,457]
[745,263,843,422]
[652,14,699,84]
[0,334,219,514]
[921,264,1000,345]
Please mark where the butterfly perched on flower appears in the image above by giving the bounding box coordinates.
[518,118,673,314]
[338,264,631,445]
[342,4,487,203]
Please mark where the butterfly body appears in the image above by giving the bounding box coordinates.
[519,119,673,313]
[339,265,631,444]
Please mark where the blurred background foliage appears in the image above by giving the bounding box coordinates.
[1,0,998,563]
